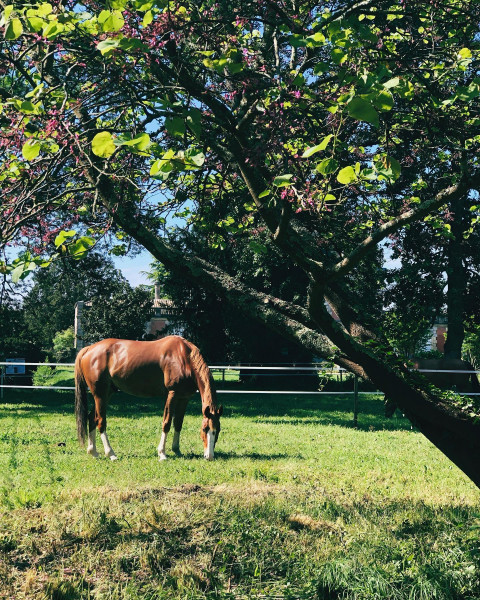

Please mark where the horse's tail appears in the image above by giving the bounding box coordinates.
[75,346,90,446]
[185,340,218,409]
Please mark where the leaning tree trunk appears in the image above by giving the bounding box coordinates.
[306,289,480,488]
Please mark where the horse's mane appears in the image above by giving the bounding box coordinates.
[185,341,217,408]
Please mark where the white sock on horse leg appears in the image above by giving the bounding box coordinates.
[100,432,118,460]
[158,431,167,460]
[87,430,99,457]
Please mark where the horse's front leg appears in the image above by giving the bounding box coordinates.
[172,397,189,456]
[158,390,176,460]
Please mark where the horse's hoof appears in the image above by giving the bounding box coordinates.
[159,453,167,461]
[109,454,118,461]
[87,449,99,458]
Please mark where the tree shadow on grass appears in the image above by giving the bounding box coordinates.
[0,388,412,431]
[3,489,479,600]
[213,450,290,460]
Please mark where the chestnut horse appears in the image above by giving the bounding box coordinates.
[75,335,222,461]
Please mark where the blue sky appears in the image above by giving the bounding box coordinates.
[113,249,153,287]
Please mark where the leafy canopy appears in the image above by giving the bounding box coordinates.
[1,0,479,278]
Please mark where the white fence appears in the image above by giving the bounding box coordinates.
[2,361,480,397]
[2,361,480,430]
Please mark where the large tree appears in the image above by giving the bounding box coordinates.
[2,1,480,485]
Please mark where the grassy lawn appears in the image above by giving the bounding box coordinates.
[0,387,480,599]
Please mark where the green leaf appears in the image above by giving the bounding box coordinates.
[337,166,357,185]
[68,236,95,259]
[458,48,472,60]
[37,3,53,16]
[22,140,41,161]
[150,149,175,178]
[331,49,347,65]
[314,62,329,75]
[54,229,76,247]
[121,132,151,152]
[20,101,38,114]
[185,109,202,139]
[347,97,379,127]
[26,16,44,32]
[227,62,244,74]
[1,5,14,24]
[5,17,23,39]
[11,262,36,283]
[373,90,394,111]
[165,116,185,138]
[98,10,124,32]
[258,190,270,199]
[273,174,293,187]
[96,38,120,54]
[377,156,402,181]
[43,20,64,39]
[316,157,338,175]
[289,34,308,48]
[118,38,148,52]
[91,131,116,158]
[249,240,268,254]
[184,149,205,168]
[386,156,401,181]
[306,32,326,47]
[302,134,333,158]
[142,10,153,27]
[383,77,400,89]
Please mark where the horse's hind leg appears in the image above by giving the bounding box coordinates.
[172,396,189,455]
[87,409,99,458]
[158,390,176,460]
[94,393,118,461]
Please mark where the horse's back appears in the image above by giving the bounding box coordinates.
[80,336,197,397]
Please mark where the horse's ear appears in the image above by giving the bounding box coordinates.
[217,405,223,416]
[203,405,212,418]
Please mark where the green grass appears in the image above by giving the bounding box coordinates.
[1,388,480,599]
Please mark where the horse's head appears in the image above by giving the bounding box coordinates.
[201,405,223,460]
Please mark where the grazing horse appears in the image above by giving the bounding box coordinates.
[74,335,222,461]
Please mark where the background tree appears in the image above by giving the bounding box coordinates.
[82,283,152,344]
[52,327,75,362]
[148,228,315,363]
[2,1,480,485]
[0,292,40,362]
[22,253,127,354]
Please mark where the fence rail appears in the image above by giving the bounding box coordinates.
[3,362,480,429]
[1,362,480,395]
[2,361,480,373]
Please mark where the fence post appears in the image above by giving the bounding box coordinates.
[353,374,358,428]
[0,366,4,400]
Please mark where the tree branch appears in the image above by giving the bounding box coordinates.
[328,178,470,281]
